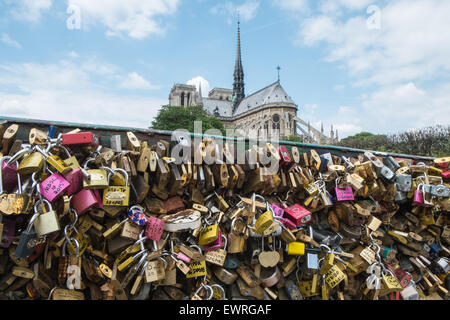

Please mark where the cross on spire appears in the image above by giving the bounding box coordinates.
[277,66,281,82]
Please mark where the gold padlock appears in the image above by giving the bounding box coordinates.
[103,168,130,206]
[17,150,44,175]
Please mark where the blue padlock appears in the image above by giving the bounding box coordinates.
[224,255,242,269]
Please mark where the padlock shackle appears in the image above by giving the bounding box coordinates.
[34,198,52,214]
[26,212,40,233]
[7,147,33,165]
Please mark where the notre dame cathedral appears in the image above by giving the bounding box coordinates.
[168,20,338,144]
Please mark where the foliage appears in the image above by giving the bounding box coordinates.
[338,125,450,157]
[151,105,225,135]
[283,135,302,143]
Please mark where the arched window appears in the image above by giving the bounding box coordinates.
[272,114,280,130]
[181,92,185,107]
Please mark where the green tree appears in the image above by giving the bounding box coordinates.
[151,105,225,135]
[283,135,302,143]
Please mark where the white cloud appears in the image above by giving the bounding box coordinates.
[361,82,450,133]
[1,33,22,49]
[119,72,159,90]
[67,0,180,39]
[274,0,309,12]
[0,60,166,128]
[68,51,79,58]
[211,1,261,22]
[187,76,211,96]
[8,0,53,22]
[287,0,450,137]
[299,0,450,87]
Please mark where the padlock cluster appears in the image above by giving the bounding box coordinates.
[0,123,449,300]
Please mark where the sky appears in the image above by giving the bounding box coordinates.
[0,0,449,138]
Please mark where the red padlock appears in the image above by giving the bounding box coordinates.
[442,170,450,180]
[61,132,99,147]
[394,268,412,288]
[278,146,292,168]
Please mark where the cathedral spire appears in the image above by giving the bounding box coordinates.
[232,17,245,112]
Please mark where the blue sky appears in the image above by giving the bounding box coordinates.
[0,0,449,138]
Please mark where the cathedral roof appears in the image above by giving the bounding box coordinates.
[202,81,296,119]
[203,98,233,118]
[232,81,296,116]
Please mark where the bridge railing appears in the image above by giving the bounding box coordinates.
[0,116,435,162]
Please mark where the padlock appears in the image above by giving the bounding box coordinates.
[82,159,109,189]
[61,131,99,147]
[0,216,16,248]
[71,189,99,215]
[14,213,40,258]
[284,204,312,227]
[278,146,292,168]
[198,224,219,246]
[63,168,86,196]
[0,156,18,193]
[285,242,305,255]
[39,171,70,203]
[127,205,148,226]
[413,184,424,205]
[103,168,130,206]
[334,177,354,202]
[36,145,72,175]
[33,199,61,237]
[205,234,228,266]
[16,148,44,175]
[204,230,223,252]
[253,209,274,235]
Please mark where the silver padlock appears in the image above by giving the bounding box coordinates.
[379,166,395,182]
[423,184,450,198]
[395,174,412,192]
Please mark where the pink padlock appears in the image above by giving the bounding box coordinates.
[284,204,312,226]
[63,168,84,196]
[145,216,165,241]
[283,218,297,230]
[71,188,98,215]
[413,184,424,205]
[176,252,191,263]
[0,156,18,193]
[335,186,355,201]
[203,230,223,252]
[40,173,70,202]
[271,204,284,218]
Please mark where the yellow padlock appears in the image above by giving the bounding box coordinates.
[198,224,219,246]
[381,275,403,292]
[286,242,305,256]
[254,210,273,235]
